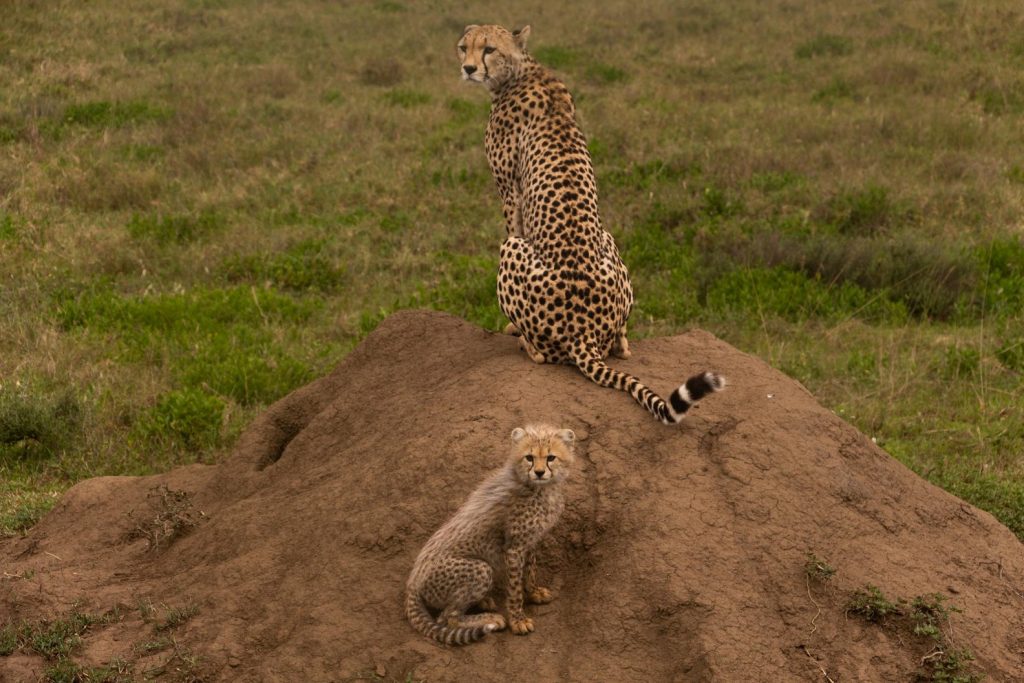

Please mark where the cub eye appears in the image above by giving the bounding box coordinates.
[524,455,534,462]
[484,46,496,55]
[546,454,556,462]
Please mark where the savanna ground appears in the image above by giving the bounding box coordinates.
[0,0,1022,544]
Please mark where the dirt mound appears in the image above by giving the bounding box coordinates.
[2,310,1023,681]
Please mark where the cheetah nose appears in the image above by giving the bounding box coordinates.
[463,64,477,75]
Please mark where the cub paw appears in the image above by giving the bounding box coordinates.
[510,616,534,635]
[488,614,507,631]
[527,587,554,604]
[478,596,499,611]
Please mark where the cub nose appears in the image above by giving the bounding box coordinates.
[534,470,545,479]
[463,64,477,75]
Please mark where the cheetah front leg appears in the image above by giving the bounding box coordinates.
[525,552,554,604]
[504,547,534,634]
[518,335,547,364]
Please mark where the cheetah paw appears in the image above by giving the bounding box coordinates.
[503,323,522,337]
[527,587,554,604]
[510,617,534,635]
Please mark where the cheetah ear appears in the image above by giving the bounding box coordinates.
[512,25,531,51]
[462,24,479,37]
[511,427,527,442]
[557,429,575,446]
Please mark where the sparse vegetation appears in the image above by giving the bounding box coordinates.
[846,586,983,681]
[804,553,836,583]
[155,603,201,633]
[847,585,900,622]
[125,486,205,551]
[1,0,1023,547]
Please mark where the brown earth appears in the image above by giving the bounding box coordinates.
[2,310,1023,682]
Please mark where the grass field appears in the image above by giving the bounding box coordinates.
[1,0,1022,538]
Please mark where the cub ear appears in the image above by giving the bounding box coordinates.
[462,24,480,36]
[557,429,575,445]
[511,427,527,442]
[512,25,531,50]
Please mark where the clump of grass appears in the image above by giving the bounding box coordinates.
[0,384,82,461]
[54,284,317,406]
[155,603,200,632]
[847,585,900,622]
[0,212,16,240]
[824,184,904,235]
[127,210,226,245]
[804,553,836,582]
[383,89,431,108]
[812,77,860,105]
[221,240,344,292]
[125,485,205,551]
[995,336,1024,372]
[921,648,983,683]
[2,497,58,533]
[136,388,224,450]
[360,59,403,86]
[61,100,171,129]
[704,266,902,323]
[795,34,854,59]
[601,159,699,191]
[586,63,629,84]
[533,45,579,69]
[909,594,961,640]
[846,587,983,681]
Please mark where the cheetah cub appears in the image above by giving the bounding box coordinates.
[406,424,574,645]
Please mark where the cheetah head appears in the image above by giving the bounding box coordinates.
[509,424,575,486]
[457,24,531,91]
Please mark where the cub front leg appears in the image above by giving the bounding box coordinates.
[504,547,534,634]
[525,552,554,604]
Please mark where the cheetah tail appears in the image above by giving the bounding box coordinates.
[405,591,496,646]
[568,340,725,425]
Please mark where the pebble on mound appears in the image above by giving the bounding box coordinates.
[1,310,1022,682]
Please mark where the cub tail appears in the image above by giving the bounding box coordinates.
[568,339,725,425]
[405,591,497,646]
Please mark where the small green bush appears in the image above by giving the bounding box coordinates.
[383,89,431,108]
[221,240,343,291]
[127,210,226,244]
[0,386,81,460]
[795,34,854,59]
[847,585,900,622]
[61,100,171,128]
[533,45,579,69]
[137,388,224,450]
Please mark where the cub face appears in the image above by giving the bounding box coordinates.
[509,424,575,486]
[457,24,531,90]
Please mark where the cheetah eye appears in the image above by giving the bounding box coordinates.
[524,455,534,463]
[484,46,496,55]
[547,454,556,462]
[458,45,467,53]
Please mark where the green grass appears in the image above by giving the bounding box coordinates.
[1,0,1023,544]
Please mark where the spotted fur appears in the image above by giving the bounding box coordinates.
[406,425,574,645]
[457,24,725,424]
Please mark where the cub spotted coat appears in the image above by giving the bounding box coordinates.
[405,425,573,645]
[458,24,724,424]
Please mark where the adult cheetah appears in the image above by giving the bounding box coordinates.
[457,24,724,424]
